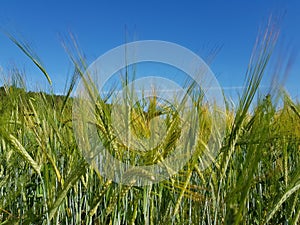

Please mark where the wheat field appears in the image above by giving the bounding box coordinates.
[1,23,300,225]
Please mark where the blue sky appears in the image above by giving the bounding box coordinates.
[0,0,299,101]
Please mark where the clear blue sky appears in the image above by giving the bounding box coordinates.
[0,0,299,100]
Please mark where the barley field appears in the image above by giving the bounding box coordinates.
[0,25,300,225]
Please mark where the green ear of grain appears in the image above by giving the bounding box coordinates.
[48,158,87,221]
[8,134,41,175]
[173,169,193,217]
[264,181,300,224]
[5,33,52,85]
